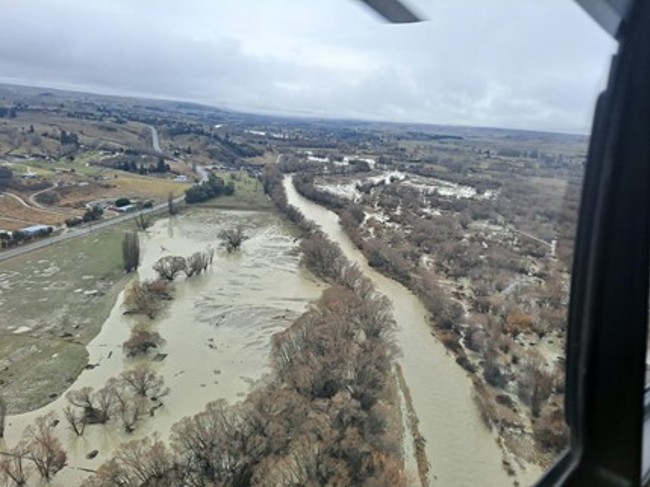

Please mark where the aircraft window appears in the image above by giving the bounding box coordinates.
[0,1,618,486]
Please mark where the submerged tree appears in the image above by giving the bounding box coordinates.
[63,406,86,436]
[153,256,187,281]
[120,365,169,400]
[218,226,248,253]
[184,251,210,277]
[0,443,32,487]
[24,413,67,482]
[123,325,165,357]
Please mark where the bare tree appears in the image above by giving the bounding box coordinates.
[66,387,97,421]
[516,351,555,417]
[94,385,117,424]
[0,443,32,487]
[218,226,248,253]
[63,406,86,436]
[123,325,165,357]
[110,381,148,434]
[184,251,210,277]
[120,365,169,400]
[153,256,187,281]
[134,212,151,231]
[124,279,173,319]
[122,232,140,273]
[83,439,176,486]
[115,438,175,484]
[24,413,67,482]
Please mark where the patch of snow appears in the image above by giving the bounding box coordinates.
[315,182,362,202]
[307,155,330,163]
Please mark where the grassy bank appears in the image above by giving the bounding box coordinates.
[0,225,130,414]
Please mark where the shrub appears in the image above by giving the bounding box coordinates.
[153,256,187,281]
[123,325,165,357]
[124,279,173,318]
[533,405,568,453]
[218,226,248,253]
[115,197,131,207]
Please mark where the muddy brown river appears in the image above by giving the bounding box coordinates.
[284,176,542,486]
[1,209,323,486]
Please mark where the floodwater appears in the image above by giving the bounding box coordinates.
[285,176,538,486]
[1,209,322,486]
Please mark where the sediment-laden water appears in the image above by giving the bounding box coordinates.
[2,209,322,486]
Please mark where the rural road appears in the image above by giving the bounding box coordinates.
[29,182,62,211]
[149,125,161,152]
[1,190,63,216]
[0,197,184,263]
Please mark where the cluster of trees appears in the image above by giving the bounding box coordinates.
[124,278,174,319]
[185,174,234,204]
[153,249,214,281]
[293,171,346,210]
[113,156,171,175]
[0,166,12,189]
[0,412,67,485]
[0,106,17,118]
[64,365,168,436]
[65,205,104,227]
[59,129,79,146]
[0,226,54,248]
[288,167,570,459]
[124,248,215,317]
[261,165,310,229]
[215,134,264,158]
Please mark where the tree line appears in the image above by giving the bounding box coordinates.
[185,174,235,204]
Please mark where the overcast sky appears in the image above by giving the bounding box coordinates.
[0,0,617,133]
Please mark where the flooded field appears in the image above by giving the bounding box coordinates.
[1,208,322,486]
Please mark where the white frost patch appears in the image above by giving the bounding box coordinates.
[404,177,498,200]
[315,171,406,203]
[308,155,330,163]
[315,182,362,202]
[420,207,442,217]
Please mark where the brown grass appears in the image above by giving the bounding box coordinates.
[0,194,66,226]
[112,174,190,200]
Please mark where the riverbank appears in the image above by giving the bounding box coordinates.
[283,175,527,486]
[289,170,560,478]
[0,225,131,414]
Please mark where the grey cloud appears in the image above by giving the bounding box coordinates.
[0,0,617,132]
